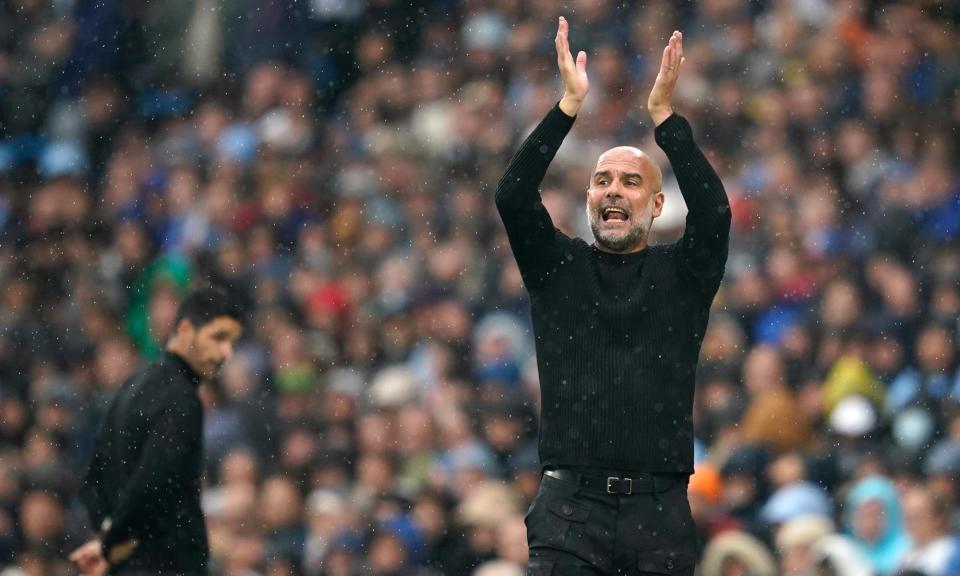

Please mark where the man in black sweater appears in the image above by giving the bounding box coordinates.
[70,287,244,575]
[496,18,730,575]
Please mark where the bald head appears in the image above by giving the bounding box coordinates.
[595,147,662,194]
[586,146,665,253]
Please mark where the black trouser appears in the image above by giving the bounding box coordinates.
[525,469,697,575]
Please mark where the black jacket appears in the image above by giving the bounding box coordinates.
[80,351,208,574]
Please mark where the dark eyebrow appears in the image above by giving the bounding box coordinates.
[593,170,644,181]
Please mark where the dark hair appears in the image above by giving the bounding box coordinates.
[174,286,244,329]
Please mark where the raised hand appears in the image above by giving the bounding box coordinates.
[648,31,684,126]
[556,16,589,117]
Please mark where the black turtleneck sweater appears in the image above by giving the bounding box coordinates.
[80,351,208,574]
[495,104,730,474]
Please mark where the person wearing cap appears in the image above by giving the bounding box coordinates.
[495,17,729,575]
[775,515,836,575]
[810,534,874,576]
[70,287,244,575]
[699,531,776,576]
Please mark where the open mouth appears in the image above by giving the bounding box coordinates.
[601,207,629,222]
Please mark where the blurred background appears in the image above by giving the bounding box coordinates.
[1,0,959,575]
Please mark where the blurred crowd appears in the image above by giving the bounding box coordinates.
[1,0,959,575]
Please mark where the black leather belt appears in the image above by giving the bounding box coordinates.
[544,468,680,495]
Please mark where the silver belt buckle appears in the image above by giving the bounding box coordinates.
[606,476,632,495]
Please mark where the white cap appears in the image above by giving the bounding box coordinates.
[829,395,876,437]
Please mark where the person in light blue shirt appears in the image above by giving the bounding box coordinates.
[885,322,960,413]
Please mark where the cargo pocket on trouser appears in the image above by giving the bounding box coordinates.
[527,495,591,551]
[527,490,611,572]
[537,498,590,549]
[637,546,696,575]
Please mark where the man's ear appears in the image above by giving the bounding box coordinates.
[652,191,665,218]
[173,317,195,338]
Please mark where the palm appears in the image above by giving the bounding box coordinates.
[648,31,684,125]
[569,63,589,100]
[556,17,589,103]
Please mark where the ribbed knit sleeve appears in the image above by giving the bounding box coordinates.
[655,114,731,296]
[495,103,576,290]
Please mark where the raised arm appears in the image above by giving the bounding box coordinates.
[649,32,731,296]
[495,17,588,290]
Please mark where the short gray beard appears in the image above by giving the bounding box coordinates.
[587,206,648,252]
